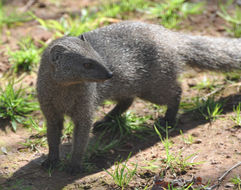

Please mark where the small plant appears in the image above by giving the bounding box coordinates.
[231,103,241,126]
[104,153,137,189]
[21,119,47,152]
[218,0,241,37]
[100,0,150,18]
[192,75,217,91]
[195,97,223,121]
[147,0,204,28]
[0,2,31,30]
[86,131,120,160]
[230,175,241,190]
[32,14,94,37]
[154,126,173,169]
[8,38,41,73]
[180,130,194,145]
[95,111,153,140]
[0,80,39,131]
[21,136,47,152]
[154,126,203,174]
[31,0,149,38]
[27,118,47,136]
[32,0,150,38]
[225,71,241,82]
[179,99,198,113]
[1,179,32,190]
[61,119,74,142]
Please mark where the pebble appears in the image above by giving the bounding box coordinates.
[191,132,200,137]
[224,182,234,188]
[194,139,202,144]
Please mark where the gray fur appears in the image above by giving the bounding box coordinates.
[37,21,241,173]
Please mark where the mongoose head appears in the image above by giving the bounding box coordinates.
[49,36,113,85]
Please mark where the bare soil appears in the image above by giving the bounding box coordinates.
[0,0,241,190]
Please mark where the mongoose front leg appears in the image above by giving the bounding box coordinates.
[42,110,64,169]
[66,111,93,174]
[93,98,134,131]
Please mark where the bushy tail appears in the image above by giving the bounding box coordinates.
[180,35,241,71]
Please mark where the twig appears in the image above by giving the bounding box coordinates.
[204,86,224,99]
[191,155,198,163]
[218,161,241,184]
[204,82,241,99]
[204,162,241,190]
[19,0,37,12]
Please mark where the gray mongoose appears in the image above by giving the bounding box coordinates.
[37,21,241,173]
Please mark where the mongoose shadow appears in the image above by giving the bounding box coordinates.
[1,92,241,190]
[36,21,241,174]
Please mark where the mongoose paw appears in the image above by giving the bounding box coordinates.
[41,158,60,169]
[93,120,105,131]
[155,118,176,128]
[93,118,113,132]
[65,163,83,175]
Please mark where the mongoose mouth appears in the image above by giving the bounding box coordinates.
[86,77,112,83]
[59,77,112,86]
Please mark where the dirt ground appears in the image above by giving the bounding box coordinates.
[0,0,241,190]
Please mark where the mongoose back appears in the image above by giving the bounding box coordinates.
[37,21,241,173]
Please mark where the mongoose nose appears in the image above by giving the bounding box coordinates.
[107,72,113,78]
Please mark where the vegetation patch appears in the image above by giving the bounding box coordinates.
[8,38,41,73]
[0,80,38,131]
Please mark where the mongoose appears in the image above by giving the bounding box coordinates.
[37,21,241,173]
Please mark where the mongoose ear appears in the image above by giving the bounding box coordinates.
[50,44,68,63]
[79,34,87,41]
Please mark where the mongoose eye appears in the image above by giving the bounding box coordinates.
[83,62,92,69]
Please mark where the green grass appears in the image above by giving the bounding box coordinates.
[192,75,218,91]
[27,118,47,136]
[21,119,47,151]
[32,0,204,37]
[180,130,194,145]
[153,126,203,175]
[95,111,153,140]
[61,118,74,142]
[194,97,223,122]
[0,179,32,190]
[85,112,152,161]
[21,136,47,152]
[84,111,154,169]
[147,0,204,28]
[181,97,224,122]
[8,38,41,73]
[0,2,31,30]
[104,152,137,190]
[85,131,121,160]
[31,0,150,38]
[218,0,241,37]
[225,71,241,82]
[0,80,39,131]
[31,13,95,37]
[231,103,241,126]
[230,176,241,190]
[100,0,150,18]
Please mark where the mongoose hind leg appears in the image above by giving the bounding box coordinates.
[93,98,134,131]
[161,86,182,127]
[140,85,182,128]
